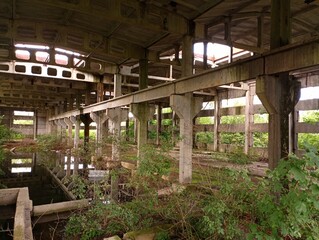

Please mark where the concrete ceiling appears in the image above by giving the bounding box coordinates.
[0,0,318,109]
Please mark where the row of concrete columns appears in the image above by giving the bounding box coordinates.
[48,0,300,184]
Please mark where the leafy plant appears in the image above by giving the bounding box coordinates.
[248,146,319,239]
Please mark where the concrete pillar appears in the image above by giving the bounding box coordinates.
[139,59,148,90]
[106,108,128,162]
[181,35,193,77]
[58,119,67,141]
[114,73,122,97]
[156,103,162,146]
[170,93,203,183]
[244,84,254,154]
[256,0,300,169]
[70,116,80,149]
[66,154,71,177]
[33,109,38,140]
[90,112,108,157]
[213,93,221,152]
[97,80,104,103]
[203,41,208,70]
[130,103,155,158]
[289,110,299,154]
[64,117,74,147]
[80,113,93,147]
[76,93,81,108]
[256,75,300,169]
[270,0,291,49]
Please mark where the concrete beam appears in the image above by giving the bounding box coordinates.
[14,188,33,240]
[49,39,319,121]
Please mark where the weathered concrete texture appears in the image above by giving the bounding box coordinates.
[14,188,33,240]
[130,103,155,159]
[0,188,20,205]
[90,111,108,157]
[64,117,74,146]
[256,75,300,169]
[33,199,89,217]
[106,108,128,162]
[170,93,202,183]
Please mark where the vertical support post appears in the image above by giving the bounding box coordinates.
[257,15,264,49]
[213,93,220,152]
[256,75,300,169]
[72,116,80,149]
[97,77,104,103]
[130,103,155,158]
[224,17,233,63]
[182,35,193,77]
[90,112,108,158]
[106,108,128,162]
[64,117,74,147]
[203,41,208,70]
[139,58,148,90]
[244,84,254,154]
[170,94,203,183]
[256,0,300,169]
[156,103,162,146]
[33,109,38,140]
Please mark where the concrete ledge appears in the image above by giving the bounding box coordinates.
[33,199,89,217]
[14,188,33,240]
[0,188,20,205]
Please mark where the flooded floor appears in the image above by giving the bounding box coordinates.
[0,152,72,239]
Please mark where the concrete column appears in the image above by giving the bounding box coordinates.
[80,113,93,147]
[203,41,208,70]
[170,93,203,183]
[64,154,70,177]
[257,15,264,49]
[90,112,108,157]
[256,0,300,169]
[114,73,122,97]
[33,109,38,140]
[130,103,155,158]
[58,119,67,141]
[70,115,80,175]
[106,108,128,162]
[213,93,221,152]
[156,103,162,146]
[244,84,254,154]
[270,0,291,49]
[97,80,104,103]
[256,75,300,169]
[64,117,74,147]
[181,35,193,77]
[70,116,80,149]
[76,93,81,108]
[139,59,148,90]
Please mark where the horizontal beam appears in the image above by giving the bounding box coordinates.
[0,61,99,83]
[49,38,319,121]
[0,74,88,90]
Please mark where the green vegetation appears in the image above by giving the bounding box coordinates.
[299,110,319,150]
[64,140,319,240]
[196,132,213,144]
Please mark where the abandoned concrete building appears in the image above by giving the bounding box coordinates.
[0,0,319,239]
